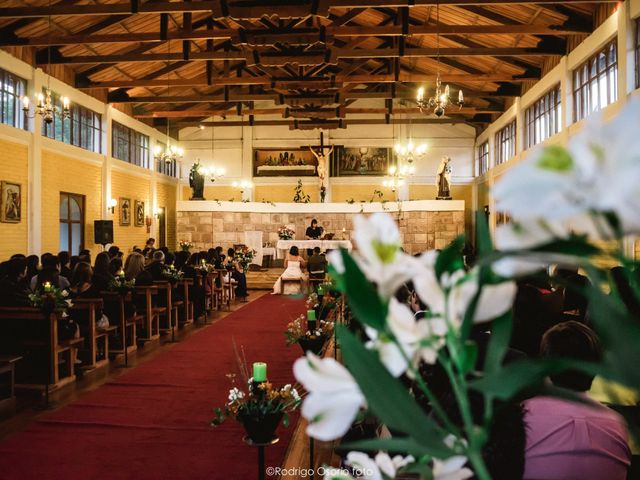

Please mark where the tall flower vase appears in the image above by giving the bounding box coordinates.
[239,412,283,444]
[298,336,325,355]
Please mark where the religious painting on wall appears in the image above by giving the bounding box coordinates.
[119,197,131,226]
[253,148,318,177]
[134,200,145,227]
[0,181,21,223]
[330,146,395,176]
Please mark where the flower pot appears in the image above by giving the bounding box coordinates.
[239,412,283,444]
[298,336,325,355]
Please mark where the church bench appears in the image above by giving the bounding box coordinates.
[176,278,194,326]
[70,298,114,371]
[216,269,234,311]
[0,355,21,418]
[153,281,179,342]
[0,307,80,397]
[134,285,163,342]
[99,291,138,366]
[281,277,304,295]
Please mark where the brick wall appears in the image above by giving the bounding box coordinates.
[0,138,28,259]
[111,169,150,253]
[177,209,465,255]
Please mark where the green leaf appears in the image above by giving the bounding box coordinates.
[475,210,493,257]
[459,341,479,375]
[338,325,451,457]
[340,250,386,330]
[483,311,513,376]
[531,237,601,257]
[434,235,465,281]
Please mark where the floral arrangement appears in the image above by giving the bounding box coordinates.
[161,264,184,283]
[292,101,640,480]
[178,240,194,252]
[198,260,216,274]
[28,282,72,315]
[234,246,256,272]
[293,179,311,203]
[211,379,301,428]
[278,225,295,240]
[284,314,333,347]
[108,270,135,294]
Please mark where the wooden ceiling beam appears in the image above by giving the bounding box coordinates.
[0,0,615,19]
[40,46,562,67]
[177,117,471,129]
[1,22,590,47]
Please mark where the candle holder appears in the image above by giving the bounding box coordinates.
[243,435,280,480]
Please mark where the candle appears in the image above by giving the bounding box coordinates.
[307,309,316,321]
[317,286,324,296]
[118,270,125,278]
[43,281,52,292]
[252,362,267,382]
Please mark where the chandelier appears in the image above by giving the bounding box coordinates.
[416,4,464,118]
[154,39,183,165]
[382,164,415,193]
[21,4,70,124]
[203,125,225,181]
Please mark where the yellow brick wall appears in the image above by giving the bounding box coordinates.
[156,180,177,251]
[110,169,150,254]
[0,139,29,260]
[331,184,396,202]
[41,150,102,257]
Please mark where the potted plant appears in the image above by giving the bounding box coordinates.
[28,282,73,315]
[277,225,295,240]
[178,240,194,252]
[108,270,136,295]
[161,264,184,284]
[234,246,256,273]
[285,313,333,355]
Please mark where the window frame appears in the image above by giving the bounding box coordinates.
[59,192,85,255]
[635,18,640,90]
[524,84,562,149]
[111,121,150,169]
[0,67,27,130]
[477,141,489,176]
[573,39,618,122]
[494,120,516,166]
[42,92,102,153]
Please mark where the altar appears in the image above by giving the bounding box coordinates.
[176,199,465,256]
[275,239,353,259]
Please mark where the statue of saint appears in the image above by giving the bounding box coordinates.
[436,156,452,200]
[189,161,206,200]
[310,144,334,203]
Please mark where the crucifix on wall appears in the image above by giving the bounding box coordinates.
[309,132,334,203]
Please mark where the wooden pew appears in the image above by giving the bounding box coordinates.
[281,277,304,295]
[100,291,139,366]
[70,298,117,371]
[134,285,163,342]
[154,281,178,342]
[0,307,83,398]
[0,355,21,418]
[176,278,194,326]
[216,269,233,311]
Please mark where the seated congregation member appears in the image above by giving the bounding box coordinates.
[552,265,591,320]
[215,246,225,264]
[307,247,327,281]
[109,257,123,277]
[225,248,248,302]
[79,249,92,265]
[523,321,631,480]
[124,252,152,285]
[26,254,39,280]
[58,251,72,279]
[69,262,96,298]
[164,252,175,268]
[107,245,120,259]
[272,246,306,295]
[0,257,30,307]
[92,252,114,293]
[145,250,166,281]
[145,238,155,250]
[30,254,70,290]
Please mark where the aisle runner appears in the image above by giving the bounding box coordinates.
[0,295,305,480]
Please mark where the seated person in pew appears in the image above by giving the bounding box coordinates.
[30,253,70,290]
[124,252,153,286]
[26,254,39,280]
[58,250,72,280]
[272,246,307,295]
[0,257,30,307]
[92,252,114,293]
[307,247,327,281]
[108,257,123,277]
[145,250,167,281]
[226,248,248,302]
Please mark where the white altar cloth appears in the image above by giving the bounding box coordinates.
[275,239,353,259]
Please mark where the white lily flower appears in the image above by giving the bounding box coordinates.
[493,98,640,237]
[432,455,474,480]
[293,352,365,441]
[413,252,516,327]
[366,299,447,377]
[328,249,345,274]
[344,451,415,480]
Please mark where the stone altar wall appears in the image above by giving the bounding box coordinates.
[177,210,464,255]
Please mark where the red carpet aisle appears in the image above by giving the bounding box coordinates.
[0,295,305,480]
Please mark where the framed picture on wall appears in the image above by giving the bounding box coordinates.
[0,181,21,223]
[253,148,318,177]
[119,197,131,226]
[134,200,145,227]
[330,146,395,176]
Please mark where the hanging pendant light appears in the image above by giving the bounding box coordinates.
[416,3,464,117]
[154,39,183,164]
[22,0,70,124]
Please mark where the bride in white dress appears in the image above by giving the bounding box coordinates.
[273,246,307,294]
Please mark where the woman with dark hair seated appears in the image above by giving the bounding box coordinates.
[92,252,114,293]
[523,321,631,480]
[0,257,29,307]
[272,245,306,295]
[69,262,97,298]
[225,248,248,302]
[31,254,70,290]
[26,254,39,281]
[109,257,123,277]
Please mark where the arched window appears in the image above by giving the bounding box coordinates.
[60,192,85,255]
